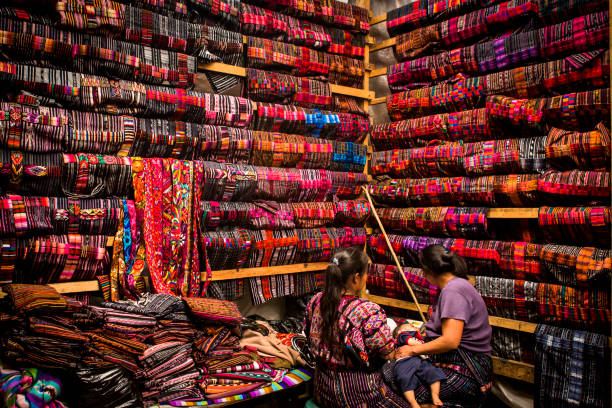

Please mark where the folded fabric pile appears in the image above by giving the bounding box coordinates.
[0,284,313,406]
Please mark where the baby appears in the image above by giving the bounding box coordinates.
[393,323,446,408]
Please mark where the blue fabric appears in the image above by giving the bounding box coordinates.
[394,357,446,392]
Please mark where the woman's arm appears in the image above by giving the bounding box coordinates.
[397,318,464,357]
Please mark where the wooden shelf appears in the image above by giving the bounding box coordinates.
[488,208,539,219]
[370,14,387,25]
[371,96,387,104]
[197,63,372,99]
[370,37,396,52]
[370,68,386,78]
[492,357,534,383]
[212,263,328,280]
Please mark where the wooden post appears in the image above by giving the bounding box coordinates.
[363,186,428,324]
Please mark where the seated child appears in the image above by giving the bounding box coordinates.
[393,323,446,408]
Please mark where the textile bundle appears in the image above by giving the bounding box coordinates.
[394,0,539,61]
[368,170,610,207]
[368,233,610,282]
[386,50,610,120]
[0,368,67,408]
[370,136,547,178]
[377,207,489,238]
[0,284,313,406]
[373,89,611,150]
[388,11,609,91]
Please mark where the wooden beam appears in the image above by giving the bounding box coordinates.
[198,62,246,76]
[212,263,327,281]
[365,294,537,333]
[370,14,387,25]
[329,83,372,99]
[371,67,386,78]
[371,96,387,105]
[492,357,534,383]
[370,37,396,52]
[488,208,539,219]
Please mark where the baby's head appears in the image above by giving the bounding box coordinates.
[393,323,415,338]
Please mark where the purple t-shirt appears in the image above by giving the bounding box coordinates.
[425,277,492,353]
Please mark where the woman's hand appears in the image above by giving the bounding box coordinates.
[395,345,418,359]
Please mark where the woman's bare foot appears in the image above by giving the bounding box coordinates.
[432,396,444,406]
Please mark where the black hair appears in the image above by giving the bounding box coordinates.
[320,247,369,347]
[419,244,469,280]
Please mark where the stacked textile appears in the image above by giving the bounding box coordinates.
[388,11,609,91]
[0,284,312,406]
[0,368,68,408]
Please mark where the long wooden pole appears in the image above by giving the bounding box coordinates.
[363,186,428,324]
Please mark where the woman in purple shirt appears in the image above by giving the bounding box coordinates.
[396,245,492,408]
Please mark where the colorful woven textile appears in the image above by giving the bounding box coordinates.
[184,297,242,326]
[246,69,331,109]
[538,169,610,205]
[0,368,67,408]
[367,263,439,304]
[539,206,611,248]
[540,244,611,287]
[386,50,610,120]
[535,324,609,408]
[388,11,609,91]
[168,368,312,406]
[0,63,254,126]
[545,122,611,170]
[386,0,484,37]
[377,207,489,238]
[3,283,67,313]
[62,154,132,198]
[135,158,209,297]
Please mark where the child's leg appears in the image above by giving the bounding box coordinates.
[403,389,421,408]
[429,381,443,406]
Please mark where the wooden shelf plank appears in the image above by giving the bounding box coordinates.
[370,67,387,77]
[488,208,539,219]
[365,294,537,333]
[329,84,371,99]
[370,37,396,52]
[370,14,387,25]
[371,96,387,104]
[212,263,328,280]
[492,357,534,383]
[198,62,246,76]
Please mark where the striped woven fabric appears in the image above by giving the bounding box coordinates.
[198,25,244,93]
[3,283,67,313]
[368,234,546,282]
[0,11,198,88]
[371,108,492,150]
[537,169,610,205]
[386,50,610,120]
[0,195,54,237]
[394,0,539,61]
[388,11,609,91]
[371,143,464,178]
[545,122,611,170]
[184,297,242,326]
[377,207,489,238]
[386,0,490,37]
[240,4,332,50]
[540,244,611,287]
[539,206,611,248]
[246,36,329,78]
[0,63,254,126]
[61,154,132,198]
[325,27,366,58]
[535,324,609,408]
[367,263,439,304]
[0,151,63,196]
[486,88,610,131]
[245,68,331,109]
